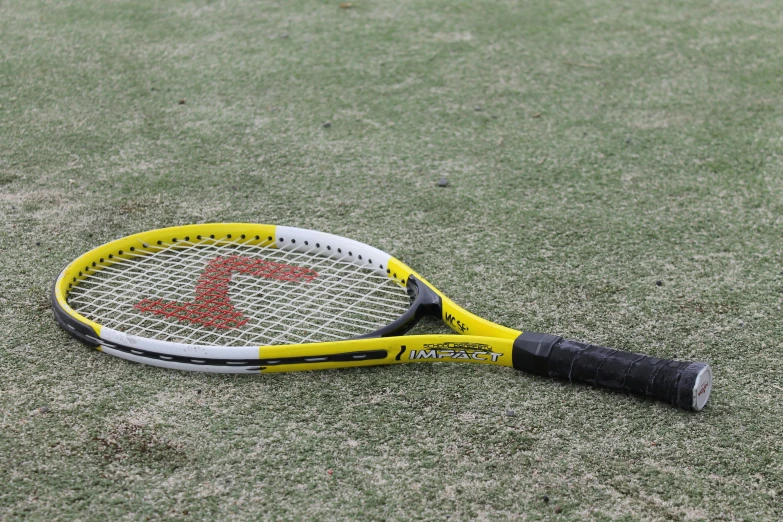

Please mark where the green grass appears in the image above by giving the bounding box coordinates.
[2,0,782,519]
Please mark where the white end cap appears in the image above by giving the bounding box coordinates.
[692,365,712,411]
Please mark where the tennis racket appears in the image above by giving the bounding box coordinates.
[52,223,712,411]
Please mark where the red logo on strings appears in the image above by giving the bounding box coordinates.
[134,255,318,329]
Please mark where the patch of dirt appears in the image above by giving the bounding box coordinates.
[91,421,186,467]
[0,188,85,221]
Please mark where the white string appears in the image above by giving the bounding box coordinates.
[67,235,410,346]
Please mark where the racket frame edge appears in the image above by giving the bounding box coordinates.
[52,223,280,342]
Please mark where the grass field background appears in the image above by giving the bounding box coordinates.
[2,0,782,520]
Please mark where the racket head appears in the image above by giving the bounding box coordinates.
[52,224,442,371]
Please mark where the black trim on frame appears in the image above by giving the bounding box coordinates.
[52,280,102,347]
[103,343,389,370]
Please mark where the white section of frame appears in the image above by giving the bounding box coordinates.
[101,346,261,373]
[101,327,261,360]
[275,226,392,277]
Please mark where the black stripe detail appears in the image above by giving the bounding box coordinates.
[102,343,388,369]
[52,281,101,347]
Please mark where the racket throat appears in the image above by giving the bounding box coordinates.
[353,275,442,339]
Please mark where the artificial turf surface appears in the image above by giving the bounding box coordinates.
[1,0,782,520]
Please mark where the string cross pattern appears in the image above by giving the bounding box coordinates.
[134,255,318,329]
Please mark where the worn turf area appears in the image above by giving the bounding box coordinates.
[1,0,782,520]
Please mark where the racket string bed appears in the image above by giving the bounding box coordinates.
[293,275,403,345]
[133,254,320,330]
[66,234,410,346]
[240,245,403,343]
[235,247,405,344]
[262,245,384,342]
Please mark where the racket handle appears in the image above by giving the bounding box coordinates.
[513,332,712,411]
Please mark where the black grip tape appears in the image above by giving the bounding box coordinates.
[513,333,711,410]
[549,338,708,410]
